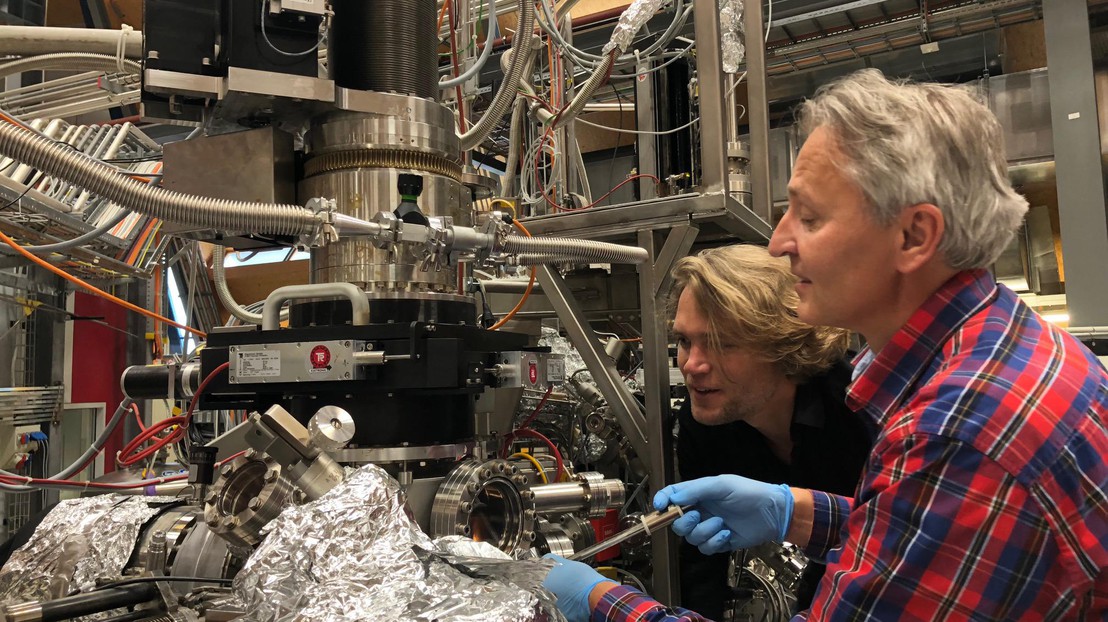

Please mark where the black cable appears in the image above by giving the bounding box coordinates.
[94,576,232,591]
[0,183,34,213]
[605,88,626,207]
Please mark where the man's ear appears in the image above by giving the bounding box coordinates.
[896,203,944,273]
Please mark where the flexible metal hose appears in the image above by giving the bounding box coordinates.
[212,245,288,325]
[0,121,321,237]
[500,235,648,264]
[459,0,534,151]
[552,51,615,130]
[0,52,141,78]
[501,96,527,197]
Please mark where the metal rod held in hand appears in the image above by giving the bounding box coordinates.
[568,505,690,561]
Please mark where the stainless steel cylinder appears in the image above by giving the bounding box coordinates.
[530,483,591,514]
[431,458,537,553]
[301,92,468,294]
[530,473,625,518]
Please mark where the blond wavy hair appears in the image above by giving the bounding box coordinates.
[668,244,850,380]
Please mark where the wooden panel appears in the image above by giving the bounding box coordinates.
[1001,20,1047,73]
[219,259,310,324]
[576,110,636,153]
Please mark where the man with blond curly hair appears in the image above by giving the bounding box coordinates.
[667,244,872,619]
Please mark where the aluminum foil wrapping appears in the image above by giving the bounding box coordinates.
[720,0,747,73]
[0,496,174,604]
[539,327,586,378]
[601,0,670,55]
[233,464,564,622]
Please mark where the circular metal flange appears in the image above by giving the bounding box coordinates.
[535,518,575,558]
[576,472,626,518]
[558,514,596,551]
[203,450,301,550]
[309,406,356,451]
[430,458,537,553]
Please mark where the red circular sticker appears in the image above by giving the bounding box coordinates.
[310,345,331,369]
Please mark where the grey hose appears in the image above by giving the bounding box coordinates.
[0,397,132,492]
[459,0,534,151]
[551,52,616,130]
[0,52,141,79]
[500,235,648,264]
[0,208,130,255]
[439,0,497,89]
[0,121,321,237]
[212,245,289,325]
[501,97,528,197]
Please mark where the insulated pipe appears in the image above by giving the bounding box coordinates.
[0,53,141,79]
[212,245,288,325]
[500,236,648,264]
[0,26,144,58]
[459,0,534,151]
[262,283,370,330]
[0,121,321,237]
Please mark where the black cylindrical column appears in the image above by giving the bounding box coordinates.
[330,0,438,99]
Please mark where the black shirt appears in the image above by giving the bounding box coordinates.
[674,359,873,619]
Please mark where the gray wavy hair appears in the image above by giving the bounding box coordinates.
[796,69,1028,270]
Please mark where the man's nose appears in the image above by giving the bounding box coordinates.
[769,210,797,257]
[680,345,711,376]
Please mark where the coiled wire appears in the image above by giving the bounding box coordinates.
[0,120,320,237]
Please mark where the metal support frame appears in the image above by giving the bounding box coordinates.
[636,58,659,201]
[536,265,650,461]
[1043,0,1108,327]
[743,0,772,221]
[637,224,698,605]
[692,0,728,194]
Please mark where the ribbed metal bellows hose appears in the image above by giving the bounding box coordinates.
[212,245,288,325]
[0,52,141,79]
[499,235,648,264]
[458,0,534,151]
[0,120,321,238]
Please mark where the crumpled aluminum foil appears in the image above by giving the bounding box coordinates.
[233,464,564,622]
[720,0,747,73]
[602,0,670,55]
[539,327,586,378]
[0,495,175,604]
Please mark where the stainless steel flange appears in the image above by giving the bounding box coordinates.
[430,458,537,553]
[203,450,302,549]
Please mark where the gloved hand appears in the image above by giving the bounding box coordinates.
[653,475,794,555]
[542,553,614,622]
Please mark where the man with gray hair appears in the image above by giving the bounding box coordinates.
[543,69,1107,620]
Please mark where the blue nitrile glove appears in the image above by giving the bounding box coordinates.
[653,475,794,555]
[542,553,614,622]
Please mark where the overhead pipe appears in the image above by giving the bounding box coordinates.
[0,26,143,58]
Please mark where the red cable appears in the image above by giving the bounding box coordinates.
[503,428,566,481]
[2,449,248,490]
[117,362,230,467]
[131,403,146,432]
[517,385,554,431]
[558,174,662,212]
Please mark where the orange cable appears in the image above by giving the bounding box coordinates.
[0,228,207,338]
[488,220,536,331]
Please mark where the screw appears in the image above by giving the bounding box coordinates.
[248,497,261,510]
[264,469,279,482]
